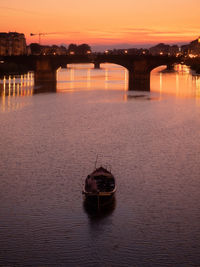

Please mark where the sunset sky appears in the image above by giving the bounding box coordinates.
[1,0,199,50]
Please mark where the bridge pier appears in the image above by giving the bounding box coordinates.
[60,63,68,69]
[166,64,174,71]
[94,62,100,69]
[35,58,57,87]
[128,70,150,91]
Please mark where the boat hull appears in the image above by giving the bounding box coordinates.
[83,166,116,209]
[83,192,115,208]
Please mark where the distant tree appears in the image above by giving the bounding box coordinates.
[77,44,91,55]
[59,46,67,55]
[60,45,67,51]
[67,43,91,55]
[68,44,77,54]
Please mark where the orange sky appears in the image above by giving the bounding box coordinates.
[1,0,199,49]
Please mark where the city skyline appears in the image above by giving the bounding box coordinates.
[0,0,200,50]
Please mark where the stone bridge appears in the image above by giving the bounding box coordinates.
[1,54,180,91]
[92,54,179,90]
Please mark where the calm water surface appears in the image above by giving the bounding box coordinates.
[0,64,200,266]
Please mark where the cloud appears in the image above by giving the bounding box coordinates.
[0,6,37,14]
[38,27,199,43]
[121,27,200,38]
[122,28,155,33]
[85,27,198,41]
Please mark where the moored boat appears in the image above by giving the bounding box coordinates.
[82,166,116,208]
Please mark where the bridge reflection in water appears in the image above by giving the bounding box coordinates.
[1,64,200,112]
[56,63,128,92]
[0,72,34,112]
[151,64,200,101]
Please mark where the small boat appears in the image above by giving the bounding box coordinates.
[82,166,116,208]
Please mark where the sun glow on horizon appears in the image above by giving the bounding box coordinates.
[0,0,200,48]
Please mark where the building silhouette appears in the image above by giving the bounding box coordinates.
[149,43,179,56]
[0,32,27,56]
[181,37,200,56]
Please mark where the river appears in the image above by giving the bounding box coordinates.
[0,64,200,266]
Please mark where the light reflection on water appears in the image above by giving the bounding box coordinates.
[0,63,200,266]
[0,72,34,112]
[1,63,200,112]
[56,63,128,92]
[151,64,200,100]
[0,64,199,102]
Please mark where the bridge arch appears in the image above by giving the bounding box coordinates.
[34,55,180,91]
[94,59,132,71]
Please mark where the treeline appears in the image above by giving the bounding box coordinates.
[28,43,91,55]
[67,44,91,55]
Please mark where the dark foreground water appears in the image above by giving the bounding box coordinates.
[0,64,200,266]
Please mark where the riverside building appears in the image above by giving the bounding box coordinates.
[0,32,27,56]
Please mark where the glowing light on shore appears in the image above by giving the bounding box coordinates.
[188,54,198,58]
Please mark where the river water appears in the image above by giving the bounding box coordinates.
[0,64,200,266]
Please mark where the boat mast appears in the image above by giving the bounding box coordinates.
[94,155,98,169]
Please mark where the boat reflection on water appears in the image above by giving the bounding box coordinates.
[83,195,116,220]
[125,93,161,101]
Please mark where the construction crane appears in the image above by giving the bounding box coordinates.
[30,32,58,45]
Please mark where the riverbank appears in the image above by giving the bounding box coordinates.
[0,62,29,77]
[184,58,200,74]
